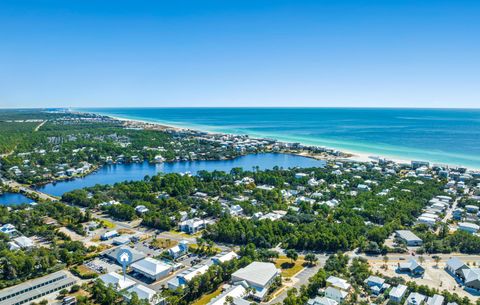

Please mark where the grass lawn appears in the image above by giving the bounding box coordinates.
[189,243,222,255]
[151,238,178,249]
[275,255,306,278]
[168,229,202,238]
[74,265,98,278]
[100,219,116,229]
[191,286,223,305]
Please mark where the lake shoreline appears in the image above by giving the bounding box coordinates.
[31,153,326,197]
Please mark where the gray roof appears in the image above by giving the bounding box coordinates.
[389,284,407,299]
[232,262,279,288]
[462,268,480,284]
[396,230,422,242]
[399,259,423,271]
[407,292,426,305]
[0,271,76,305]
[426,294,445,305]
[446,257,466,271]
[104,246,146,264]
[365,275,385,285]
[307,296,338,305]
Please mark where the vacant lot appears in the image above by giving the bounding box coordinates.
[151,238,178,249]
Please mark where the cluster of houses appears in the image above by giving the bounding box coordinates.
[446,257,480,292]
[0,223,35,251]
[416,195,452,227]
[96,244,280,305]
[307,273,454,305]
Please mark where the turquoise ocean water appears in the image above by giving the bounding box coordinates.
[80,108,480,169]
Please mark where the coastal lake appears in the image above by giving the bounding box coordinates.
[0,192,34,206]
[31,153,325,197]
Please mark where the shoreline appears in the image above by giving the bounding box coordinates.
[80,110,479,172]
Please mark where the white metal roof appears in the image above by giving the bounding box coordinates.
[232,262,279,288]
[131,257,171,276]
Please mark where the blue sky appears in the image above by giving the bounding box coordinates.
[0,0,479,108]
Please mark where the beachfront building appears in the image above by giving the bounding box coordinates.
[0,271,77,305]
[130,257,172,281]
[395,230,423,246]
[231,262,280,301]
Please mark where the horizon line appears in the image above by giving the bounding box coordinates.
[2,106,480,111]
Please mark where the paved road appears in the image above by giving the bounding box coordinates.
[4,179,59,201]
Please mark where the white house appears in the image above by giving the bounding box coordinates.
[207,283,249,305]
[99,272,136,291]
[101,230,119,240]
[389,284,407,303]
[324,287,349,303]
[0,223,17,237]
[10,236,34,249]
[168,264,210,290]
[135,205,149,214]
[307,296,338,305]
[131,257,172,281]
[426,294,445,305]
[178,218,208,234]
[406,292,426,305]
[124,284,164,305]
[212,251,239,265]
[231,262,280,301]
[167,240,189,259]
[326,276,351,291]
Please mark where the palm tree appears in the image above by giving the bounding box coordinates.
[434,256,441,267]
